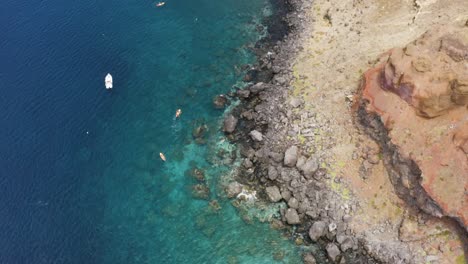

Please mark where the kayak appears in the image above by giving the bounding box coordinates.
[159,152,166,161]
[105,73,113,89]
[175,109,182,118]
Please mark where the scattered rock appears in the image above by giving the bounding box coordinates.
[249,82,267,93]
[269,151,284,163]
[243,158,253,169]
[313,168,327,180]
[223,115,238,133]
[290,97,303,108]
[302,253,317,264]
[326,243,341,262]
[284,145,299,167]
[281,189,292,201]
[309,221,327,241]
[300,157,319,178]
[249,130,263,141]
[288,197,299,209]
[268,166,278,180]
[337,235,355,252]
[285,208,300,224]
[265,186,282,202]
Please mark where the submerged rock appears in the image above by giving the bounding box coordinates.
[188,167,206,182]
[213,94,229,109]
[192,184,210,200]
[192,124,208,143]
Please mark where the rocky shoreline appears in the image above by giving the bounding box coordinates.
[221,0,467,263]
[223,1,377,262]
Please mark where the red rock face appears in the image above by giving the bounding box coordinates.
[360,24,468,229]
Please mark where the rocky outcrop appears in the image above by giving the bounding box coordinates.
[357,24,468,230]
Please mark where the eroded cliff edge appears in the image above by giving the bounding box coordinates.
[357,25,468,230]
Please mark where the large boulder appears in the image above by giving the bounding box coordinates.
[265,186,282,202]
[359,24,468,228]
[309,221,327,242]
[223,114,238,133]
[299,157,319,178]
[285,208,300,225]
[326,243,341,261]
[284,146,299,167]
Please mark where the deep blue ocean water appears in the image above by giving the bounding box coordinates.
[0,0,302,263]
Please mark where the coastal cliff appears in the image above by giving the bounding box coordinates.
[222,0,468,263]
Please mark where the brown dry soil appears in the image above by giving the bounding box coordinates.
[290,0,468,263]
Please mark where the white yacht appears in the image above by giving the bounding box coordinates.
[105,73,113,89]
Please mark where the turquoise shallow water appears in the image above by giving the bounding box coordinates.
[74,0,302,263]
[1,0,303,262]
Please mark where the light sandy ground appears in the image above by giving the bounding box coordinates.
[291,0,468,262]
